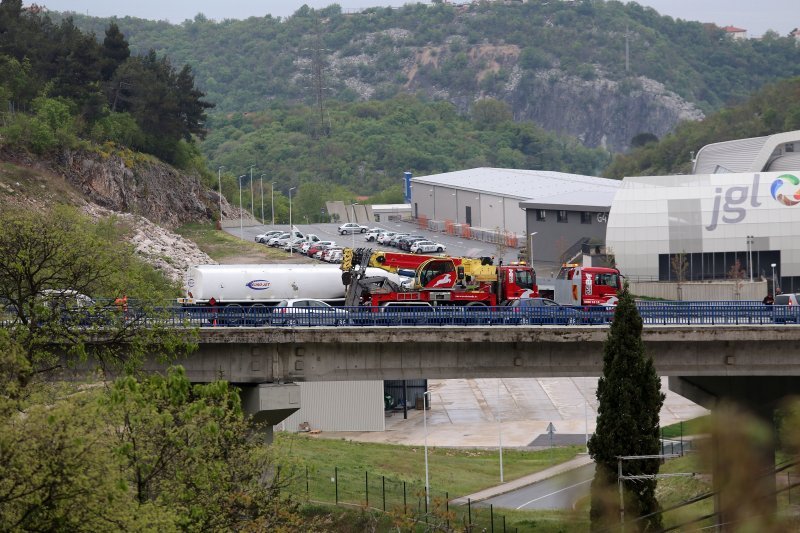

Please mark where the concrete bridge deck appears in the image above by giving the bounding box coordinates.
[173,324,800,384]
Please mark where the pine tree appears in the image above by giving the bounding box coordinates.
[587,282,665,532]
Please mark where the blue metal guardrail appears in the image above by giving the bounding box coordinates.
[174,301,799,328]
[2,301,798,328]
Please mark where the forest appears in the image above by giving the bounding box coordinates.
[60,1,800,116]
[0,0,211,165]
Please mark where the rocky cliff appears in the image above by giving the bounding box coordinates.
[57,149,234,229]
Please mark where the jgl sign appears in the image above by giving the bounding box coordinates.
[705,173,800,232]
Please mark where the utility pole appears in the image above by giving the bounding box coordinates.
[249,165,255,221]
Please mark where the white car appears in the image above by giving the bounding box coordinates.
[338,223,368,235]
[365,228,387,241]
[271,298,349,326]
[410,240,446,254]
[322,247,343,262]
[266,233,290,246]
[377,231,396,244]
[255,230,282,243]
[327,249,343,263]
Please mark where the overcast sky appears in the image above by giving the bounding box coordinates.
[39,1,796,37]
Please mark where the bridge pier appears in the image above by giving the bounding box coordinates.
[669,376,799,528]
[239,383,300,444]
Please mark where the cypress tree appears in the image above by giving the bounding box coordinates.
[587,282,665,531]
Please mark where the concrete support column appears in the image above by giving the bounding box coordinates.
[239,383,301,444]
[669,376,799,528]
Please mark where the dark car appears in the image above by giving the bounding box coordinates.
[397,235,425,251]
[505,297,579,325]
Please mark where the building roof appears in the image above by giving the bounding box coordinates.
[411,168,621,207]
[692,130,800,174]
[723,25,747,33]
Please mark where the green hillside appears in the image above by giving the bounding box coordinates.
[61,1,800,118]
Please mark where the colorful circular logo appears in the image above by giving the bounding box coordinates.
[770,174,800,206]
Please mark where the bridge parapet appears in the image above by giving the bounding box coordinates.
[175,325,800,384]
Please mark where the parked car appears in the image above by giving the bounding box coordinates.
[327,249,344,263]
[267,233,290,246]
[505,297,579,325]
[308,241,335,257]
[365,228,388,242]
[283,238,305,252]
[377,231,398,245]
[322,247,343,262]
[774,293,800,323]
[255,230,282,243]
[338,223,368,235]
[398,236,425,251]
[410,240,446,254]
[313,244,336,260]
[271,298,349,326]
[388,233,410,247]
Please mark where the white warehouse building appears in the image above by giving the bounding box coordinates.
[410,167,620,237]
[607,130,800,294]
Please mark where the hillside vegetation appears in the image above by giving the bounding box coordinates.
[205,95,611,219]
[62,1,800,152]
[604,76,800,177]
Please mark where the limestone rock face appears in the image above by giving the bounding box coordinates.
[59,149,232,228]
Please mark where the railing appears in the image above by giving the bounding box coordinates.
[4,301,798,329]
[172,302,798,328]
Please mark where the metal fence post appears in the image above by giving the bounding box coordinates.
[503,515,507,532]
[403,481,407,513]
[365,471,369,507]
[306,465,309,497]
[424,486,428,515]
[446,491,450,530]
[491,504,494,533]
[468,498,472,526]
[335,466,339,505]
[382,475,386,511]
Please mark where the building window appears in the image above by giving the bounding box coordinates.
[557,210,568,223]
[581,212,592,224]
[536,210,546,221]
[787,143,795,153]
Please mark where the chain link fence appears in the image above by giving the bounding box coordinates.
[287,465,520,532]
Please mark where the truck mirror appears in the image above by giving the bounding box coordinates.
[457,266,465,280]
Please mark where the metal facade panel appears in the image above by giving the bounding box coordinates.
[280,381,385,433]
[479,194,505,231]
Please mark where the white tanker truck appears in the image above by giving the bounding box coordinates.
[178,264,402,306]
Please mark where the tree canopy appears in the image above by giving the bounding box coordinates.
[588,282,665,531]
[0,0,212,164]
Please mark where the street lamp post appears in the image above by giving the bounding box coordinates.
[497,379,504,483]
[238,175,246,240]
[289,187,296,257]
[771,263,778,294]
[529,232,538,263]
[217,165,225,221]
[260,174,266,225]
[746,235,754,282]
[249,165,255,220]
[422,390,431,508]
[352,203,359,250]
[271,182,275,226]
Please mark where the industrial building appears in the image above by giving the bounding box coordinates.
[410,168,621,265]
[607,130,800,293]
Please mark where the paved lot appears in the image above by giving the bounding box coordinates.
[315,377,707,448]
[236,221,527,266]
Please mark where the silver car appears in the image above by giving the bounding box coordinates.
[271,298,349,326]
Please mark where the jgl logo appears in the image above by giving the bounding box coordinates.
[705,174,761,232]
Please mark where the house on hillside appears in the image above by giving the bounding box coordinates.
[791,28,800,43]
[722,25,748,40]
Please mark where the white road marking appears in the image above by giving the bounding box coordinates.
[514,478,593,510]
